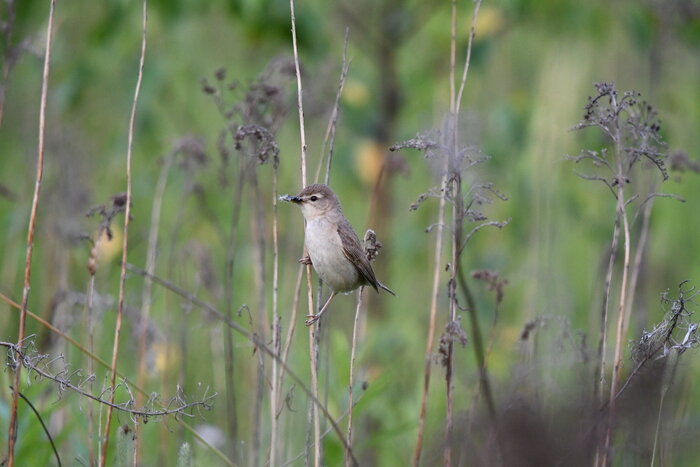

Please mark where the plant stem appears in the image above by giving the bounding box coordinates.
[601,91,632,467]
[7,1,54,464]
[346,287,363,467]
[413,169,448,467]
[269,155,281,467]
[100,2,146,464]
[135,152,172,464]
[594,218,619,404]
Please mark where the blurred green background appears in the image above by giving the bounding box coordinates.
[1,0,700,465]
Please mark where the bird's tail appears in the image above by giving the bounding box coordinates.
[378,282,396,296]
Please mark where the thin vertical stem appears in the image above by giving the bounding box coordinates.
[345,287,363,467]
[314,29,350,186]
[289,0,320,464]
[414,2,484,465]
[7,1,55,464]
[602,186,631,464]
[307,322,321,467]
[223,162,247,457]
[290,0,308,187]
[100,2,147,464]
[280,267,304,383]
[601,91,632,467]
[455,0,483,115]
[444,5,458,464]
[135,153,172,464]
[413,169,448,467]
[270,160,281,467]
[85,274,97,466]
[625,189,655,328]
[250,170,268,467]
[594,220,620,403]
[449,0,457,114]
[445,176,460,466]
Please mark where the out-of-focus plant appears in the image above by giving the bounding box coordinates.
[568,81,683,465]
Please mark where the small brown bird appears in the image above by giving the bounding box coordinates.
[282,184,394,325]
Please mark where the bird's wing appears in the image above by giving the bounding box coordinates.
[337,218,380,293]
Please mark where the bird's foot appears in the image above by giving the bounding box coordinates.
[298,255,312,265]
[305,314,320,326]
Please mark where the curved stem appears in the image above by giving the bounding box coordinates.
[101,2,147,464]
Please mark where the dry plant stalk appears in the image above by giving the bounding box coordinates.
[413,1,484,465]
[7,1,55,464]
[444,3,460,464]
[100,2,147,465]
[345,287,363,467]
[314,27,350,185]
[568,82,670,466]
[269,144,282,467]
[287,0,323,464]
[271,30,350,466]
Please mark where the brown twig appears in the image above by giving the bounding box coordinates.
[100,2,147,464]
[7,1,55,464]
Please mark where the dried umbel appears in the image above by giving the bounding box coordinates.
[569,82,668,191]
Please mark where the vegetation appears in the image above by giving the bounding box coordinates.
[1,0,700,465]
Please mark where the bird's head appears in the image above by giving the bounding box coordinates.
[281,184,340,220]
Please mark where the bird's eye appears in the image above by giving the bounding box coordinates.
[310,196,318,202]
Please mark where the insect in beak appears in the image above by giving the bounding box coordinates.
[279,194,303,204]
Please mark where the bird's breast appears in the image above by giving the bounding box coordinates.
[305,219,360,292]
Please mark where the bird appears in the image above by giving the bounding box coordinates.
[282,184,395,325]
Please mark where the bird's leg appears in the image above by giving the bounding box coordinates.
[305,291,337,326]
[298,255,312,265]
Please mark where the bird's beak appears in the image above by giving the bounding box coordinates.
[279,194,303,204]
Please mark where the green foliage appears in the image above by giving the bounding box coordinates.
[1,0,700,465]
